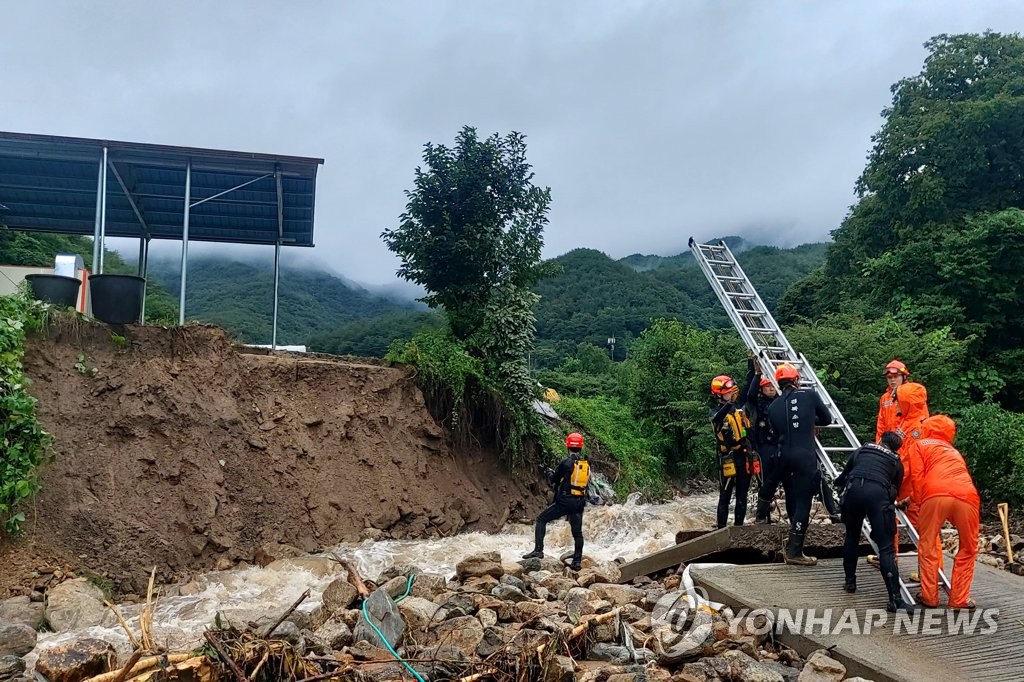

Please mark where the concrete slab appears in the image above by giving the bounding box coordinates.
[690,557,1019,682]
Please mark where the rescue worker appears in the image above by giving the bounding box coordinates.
[757,363,833,565]
[743,354,785,520]
[834,431,914,613]
[711,374,751,528]
[893,381,930,526]
[876,360,910,442]
[914,415,980,609]
[523,432,591,570]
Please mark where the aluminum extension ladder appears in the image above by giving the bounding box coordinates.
[688,237,951,604]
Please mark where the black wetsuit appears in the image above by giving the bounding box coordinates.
[533,455,587,563]
[711,402,750,528]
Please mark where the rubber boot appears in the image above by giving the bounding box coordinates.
[754,496,772,524]
[843,576,856,593]
[784,531,817,566]
[570,537,583,571]
[884,572,915,614]
[522,549,543,560]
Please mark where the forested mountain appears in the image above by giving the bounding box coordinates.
[145,258,412,345]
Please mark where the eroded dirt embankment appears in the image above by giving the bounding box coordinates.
[1,323,547,595]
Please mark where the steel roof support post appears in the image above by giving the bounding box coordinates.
[98,146,109,273]
[91,151,104,273]
[139,237,149,325]
[179,160,191,326]
[272,165,283,350]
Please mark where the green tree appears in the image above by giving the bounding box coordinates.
[381,126,552,341]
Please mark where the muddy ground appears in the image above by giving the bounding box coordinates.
[0,323,551,596]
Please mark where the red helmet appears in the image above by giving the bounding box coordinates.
[759,377,773,388]
[884,360,909,377]
[775,364,799,382]
[710,375,738,397]
[566,432,584,450]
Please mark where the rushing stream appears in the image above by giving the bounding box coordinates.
[25,492,718,668]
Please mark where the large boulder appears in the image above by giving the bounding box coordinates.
[309,620,353,651]
[35,638,116,682]
[0,596,44,630]
[588,583,645,607]
[0,655,26,681]
[680,651,786,682]
[456,552,504,580]
[425,616,484,658]
[797,650,846,682]
[576,561,621,587]
[397,597,441,631]
[321,579,359,612]
[0,624,36,657]
[352,589,405,649]
[45,579,111,632]
[410,573,448,599]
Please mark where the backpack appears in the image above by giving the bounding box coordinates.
[568,459,590,496]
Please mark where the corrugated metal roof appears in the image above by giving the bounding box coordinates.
[0,131,323,247]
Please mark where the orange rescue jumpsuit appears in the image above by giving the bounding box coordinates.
[876,385,900,443]
[894,382,929,527]
[914,415,980,608]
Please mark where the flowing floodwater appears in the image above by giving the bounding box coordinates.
[25,492,718,668]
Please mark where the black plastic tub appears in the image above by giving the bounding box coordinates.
[25,274,82,307]
[89,274,146,324]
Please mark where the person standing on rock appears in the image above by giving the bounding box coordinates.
[523,432,591,570]
[833,431,914,613]
[756,364,833,565]
[710,374,752,528]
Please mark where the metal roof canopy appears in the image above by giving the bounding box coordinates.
[0,131,324,346]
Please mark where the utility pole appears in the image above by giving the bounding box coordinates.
[607,336,616,361]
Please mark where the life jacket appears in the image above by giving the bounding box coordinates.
[713,405,750,456]
[568,459,590,496]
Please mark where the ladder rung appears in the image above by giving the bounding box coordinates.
[716,276,745,282]
[725,292,755,299]
[823,446,856,452]
[707,259,733,266]
[748,327,777,334]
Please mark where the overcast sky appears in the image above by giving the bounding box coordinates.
[2,1,1022,287]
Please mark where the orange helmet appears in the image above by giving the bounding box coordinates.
[884,360,909,377]
[759,377,772,388]
[566,432,584,450]
[775,364,799,382]
[710,375,738,397]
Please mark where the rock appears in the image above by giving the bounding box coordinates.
[463,576,500,594]
[437,592,476,617]
[590,618,619,643]
[0,597,44,630]
[797,650,845,682]
[500,574,528,591]
[508,628,551,655]
[589,583,645,607]
[619,604,647,623]
[0,624,36,657]
[352,589,405,649]
[381,575,413,599]
[491,584,529,602]
[261,621,304,651]
[407,644,467,679]
[476,626,513,658]
[978,554,1004,568]
[426,616,484,658]
[589,643,632,664]
[502,562,525,578]
[652,615,714,666]
[254,542,309,566]
[514,601,559,621]
[576,560,621,587]
[0,655,26,680]
[520,557,544,573]
[35,638,116,682]
[546,655,575,682]
[397,597,440,631]
[540,575,579,597]
[321,578,359,613]
[310,620,352,650]
[265,557,342,578]
[45,579,111,632]
[757,660,800,681]
[410,573,449,599]
[478,607,498,628]
[456,552,504,579]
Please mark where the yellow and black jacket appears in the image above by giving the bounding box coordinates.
[712,403,750,478]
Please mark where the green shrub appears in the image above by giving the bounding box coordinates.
[0,290,52,533]
[552,396,668,499]
[956,402,1024,507]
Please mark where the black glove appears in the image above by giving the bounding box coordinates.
[542,466,555,480]
[588,494,601,505]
